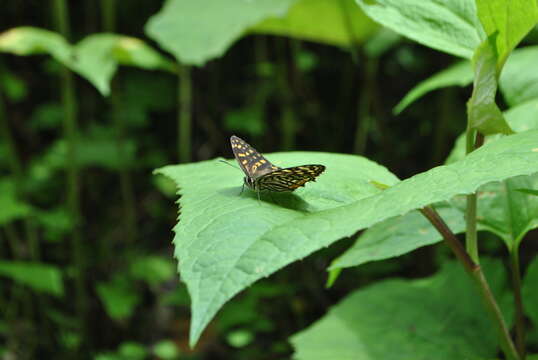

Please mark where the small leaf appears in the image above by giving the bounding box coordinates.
[467,39,513,135]
[96,278,140,320]
[72,34,174,96]
[0,27,72,65]
[227,329,254,348]
[153,340,180,359]
[394,61,473,114]
[355,0,485,59]
[117,342,147,360]
[0,179,31,225]
[0,261,64,296]
[129,255,175,286]
[476,0,538,69]
[158,130,538,346]
[292,259,507,360]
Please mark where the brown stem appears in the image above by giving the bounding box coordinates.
[420,206,520,360]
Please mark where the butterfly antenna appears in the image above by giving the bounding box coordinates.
[219,159,241,171]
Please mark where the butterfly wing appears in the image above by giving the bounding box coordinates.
[230,135,280,178]
[257,165,325,192]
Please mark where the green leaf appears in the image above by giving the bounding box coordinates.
[394,46,538,114]
[355,0,485,59]
[393,61,473,114]
[145,0,297,65]
[35,125,136,171]
[363,28,401,58]
[467,39,513,135]
[227,329,254,348]
[499,46,538,107]
[447,98,538,164]
[252,0,378,47]
[96,277,141,320]
[129,255,175,286]
[445,100,538,250]
[292,259,507,360]
[158,130,538,346]
[0,179,31,225]
[153,340,180,360]
[523,256,538,334]
[72,34,174,95]
[451,175,538,250]
[0,27,173,96]
[330,204,466,270]
[0,27,72,64]
[34,207,73,243]
[0,261,64,296]
[476,0,538,69]
[117,342,147,360]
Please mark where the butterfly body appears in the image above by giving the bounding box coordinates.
[230,135,325,194]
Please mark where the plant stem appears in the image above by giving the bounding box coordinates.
[420,206,520,360]
[354,54,377,154]
[100,0,137,244]
[277,39,296,151]
[53,0,87,336]
[100,0,115,30]
[510,245,526,359]
[178,64,192,162]
[0,88,39,259]
[465,128,479,263]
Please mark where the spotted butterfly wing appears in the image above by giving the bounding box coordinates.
[230,135,325,192]
[257,165,326,192]
[230,135,280,179]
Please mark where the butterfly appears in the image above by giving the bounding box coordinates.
[230,135,325,197]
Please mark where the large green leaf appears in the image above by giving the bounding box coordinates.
[476,0,538,69]
[332,99,538,271]
[292,259,507,360]
[355,0,485,59]
[252,0,378,47]
[499,46,538,107]
[158,130,538,346]
[0,261,64,297]
[145,0,297,65]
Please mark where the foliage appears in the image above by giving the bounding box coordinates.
[1,0,538,359]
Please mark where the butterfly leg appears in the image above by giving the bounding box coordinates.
[239,183,245,196]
